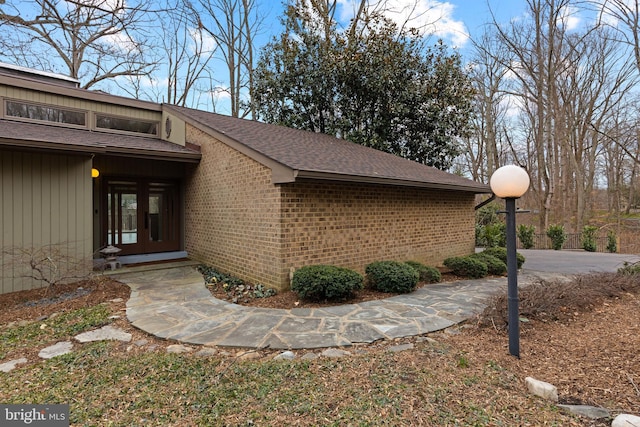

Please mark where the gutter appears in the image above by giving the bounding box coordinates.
[292,170,492,193]
[475,194,496,210]
[0,139,201,163]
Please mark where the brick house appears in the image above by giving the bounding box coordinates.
[0,63,489,294]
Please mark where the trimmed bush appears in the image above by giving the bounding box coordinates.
[606,230,617,253]
[365,261,419,293]
[471,253,507,275]
[582,225,598,252]
[405,261,442,283]
[443,256,488,279]
[517,224,535,249]
[291,265,363,301]
[546,224,567,250]
[481,247,525,269]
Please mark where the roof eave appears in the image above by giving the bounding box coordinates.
[0,73,163,111]
[0,139,201,163]
[279,170,491,193]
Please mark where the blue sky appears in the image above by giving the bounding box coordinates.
[257,0,532,53]
[4,0,599,115]
[192,0,533,114]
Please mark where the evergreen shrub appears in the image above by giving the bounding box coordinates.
[471,253,507,275]
[365,261,419,293]
[291,265,363,301]
[546,224,567,250]
[517,224,535,249]
[405,261,442,283]
[606,230,617,253]
[482,247,526,269]
[581,225,598,252]
[443,256,488,279]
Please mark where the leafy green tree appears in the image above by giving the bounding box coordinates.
[251,1,340,134]
[252,2,474,169]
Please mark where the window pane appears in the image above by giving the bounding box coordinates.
[96,115,158,135]
[5,100,86,125]
[107,182,138,245]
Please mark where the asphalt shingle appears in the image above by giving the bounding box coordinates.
[0,119,201,161]
[167,105,489,192]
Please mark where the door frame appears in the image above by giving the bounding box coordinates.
[101,177,181,255]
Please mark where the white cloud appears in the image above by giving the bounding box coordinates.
[209,86,231,101]
[596,0,636,27]
[500,93,522,118]
[558,5,581,31]
[102,30,140,53]
[141,75,169,90]
[188,28,218,55]
[337,0,469,47]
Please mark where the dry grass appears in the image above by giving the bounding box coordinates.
[0,272,638,426]
[479,271,640,327]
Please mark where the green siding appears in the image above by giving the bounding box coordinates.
[0,150,93,294]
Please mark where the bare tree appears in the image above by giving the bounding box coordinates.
[465,27,514,182]
[188,0,262,118]
[489,0,573,230]
[0,0,157,89]
[595,0,640,74]
[486,0,640,231]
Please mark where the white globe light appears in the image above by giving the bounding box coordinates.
[490,165,530,198]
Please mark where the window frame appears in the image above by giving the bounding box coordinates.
[94,113,159,137]
[3,98,88,128]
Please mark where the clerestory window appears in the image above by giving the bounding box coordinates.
[95,114,158,135]
[5,100,86,126]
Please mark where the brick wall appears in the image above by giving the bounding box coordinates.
[184,126,285,287]
[280,181,476,276]
[185,125,477,291]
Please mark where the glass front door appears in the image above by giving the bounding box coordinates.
[104,179,180,255]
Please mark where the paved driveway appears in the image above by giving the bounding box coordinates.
[518,249,640,274]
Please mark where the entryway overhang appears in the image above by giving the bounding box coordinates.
[0,119,202,163]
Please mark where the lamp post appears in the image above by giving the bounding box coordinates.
[489,165,530,358]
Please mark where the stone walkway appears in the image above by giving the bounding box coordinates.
[119,266,564,350]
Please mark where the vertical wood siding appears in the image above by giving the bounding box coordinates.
[0,150,93,294]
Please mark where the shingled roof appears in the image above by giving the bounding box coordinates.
[166,105,490,193]
[0,119,201,162]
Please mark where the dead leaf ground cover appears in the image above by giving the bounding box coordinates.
[0,271,638,426]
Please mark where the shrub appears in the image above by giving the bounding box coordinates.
[475,202,500,227]
[618,261,640,276]
[405,261,441,283]
[291,265,363,301]
[475,224,485,247]
[475,203,503,247]
[483,223,506,248]
[606,230,617,253]
[365,261,419,293]
[582,225,598,252]
[546,224,567,250]
[479,272,640,328]
[517,224,535,249]
[470,253,507,275]
[443,256,488,279]
[481,247,525,269]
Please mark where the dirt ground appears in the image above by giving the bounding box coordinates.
[1,273,639,424]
